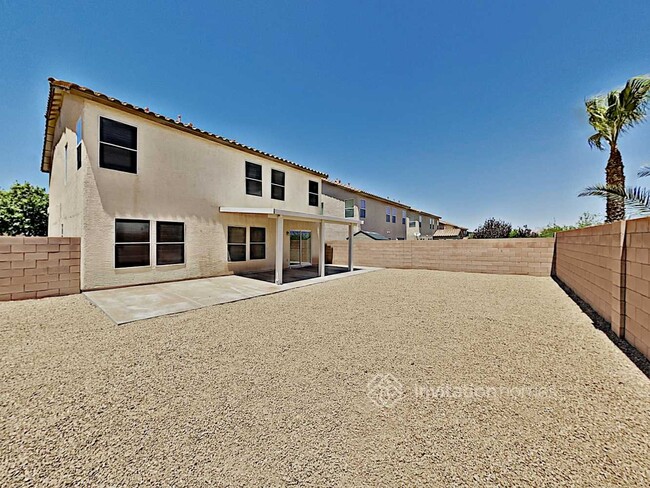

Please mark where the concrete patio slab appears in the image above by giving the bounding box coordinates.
[84,266,377,324]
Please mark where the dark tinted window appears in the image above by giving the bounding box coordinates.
[250,226,266,260]
[100,144,137,173]
[157,244,184,265]
[157,222,184,242]
[115,219,150,268]
[271,169,285,201]
[116,219,150,243]
[115,244,150,268]
[228,226,246,262]
[99,118,137,173]
[245,162,263,196]
[308,180,319,207]
[156,222,184,265]
[100,117,137,149]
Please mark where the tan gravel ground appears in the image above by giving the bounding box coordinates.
[2,269,650,486]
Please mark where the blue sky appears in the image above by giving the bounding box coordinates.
[0,0,648,229]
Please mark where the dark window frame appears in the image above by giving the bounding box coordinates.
[308,180,319,207]
[271,169,285,201]
[385,207,390,223]
[99,117,138,174]
[228,226,247,262]
[392,208,396,224]
[402,210,407,225]
[156,221,185,266]
[360,199,366,219]
[246,162,263,197]
[115,219,150,268]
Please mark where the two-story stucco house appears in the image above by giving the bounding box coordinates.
[41,79,357,290]
[322,179,440,240]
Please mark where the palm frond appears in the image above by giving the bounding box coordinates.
[587,133,604,150]
[638,166,650,178]
[579,184,650,214]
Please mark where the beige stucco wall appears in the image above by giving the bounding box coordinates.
[49,94,328,290]
[321,194,357,241]
[322,182,408,239]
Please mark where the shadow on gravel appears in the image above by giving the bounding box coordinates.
[553,276,650,379]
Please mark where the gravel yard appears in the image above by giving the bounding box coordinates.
[2,269,649,486]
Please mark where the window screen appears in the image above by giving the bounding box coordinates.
[228,226,246,261]
[271,169,285,200]
[308,180,319,206]
[250,227,266,260]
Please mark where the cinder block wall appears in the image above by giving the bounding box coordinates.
[0,237,81,301]
[328,238,555,276]
[555,217,650,360]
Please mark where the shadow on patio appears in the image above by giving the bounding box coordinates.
[241,265,357,284]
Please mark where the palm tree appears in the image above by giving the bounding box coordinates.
[584,75,650,222]
[579,166,650,215]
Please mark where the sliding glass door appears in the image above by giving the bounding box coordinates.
[289,230,312,267]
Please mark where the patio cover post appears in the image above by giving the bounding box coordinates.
[319,220,326,277]
[348,224,354,271]
[275,216,284,285]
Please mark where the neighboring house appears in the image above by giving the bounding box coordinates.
[351,230,390,241]
[41,79,357,290]
[322,180,440,240]
[433,220,468,239]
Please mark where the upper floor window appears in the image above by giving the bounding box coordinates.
[271,169,285,200]
[115,219,150,268]
[76,118,82,170]
[391,208,396,223]
[156,221,184,265]
[360,199,366,218]
[429,218,434,230]
[385,207,390,223]
[246,162,263,196]
[308,181,319,206]
[344,199,355,218]
[100,117,137,174]
[402,210,406,225]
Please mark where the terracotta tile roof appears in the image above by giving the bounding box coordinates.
[40,78,328,177]
[440,220,468,231]
[433,228,462,238]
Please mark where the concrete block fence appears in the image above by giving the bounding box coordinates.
[327,238,555,276]
[555,217,650,360]
[0,237,81,301]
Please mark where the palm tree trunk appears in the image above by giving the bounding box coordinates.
[605,145,625,222]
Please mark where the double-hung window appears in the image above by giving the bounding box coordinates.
[308,181,319,206]
[100,117,137,173]
[429,218,434,230]
[76,118,82,170]
[392,208,396,223]
[344,199,355,218]
[115,219,150,268]
[246,162,263,196]
[402,210,406,225]
[385,207,390,223]
[228,227,246,262]
[250,227,266,260]
[360,199,366,218]
[156,222,184,265]
[271,169,285,200]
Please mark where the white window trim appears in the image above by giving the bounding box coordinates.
[249,226,267,260]
[114,218,152,269]
[98,115,138,174]
[156,221,186,267]
[246,162,263,197]
[227,226,248,262]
